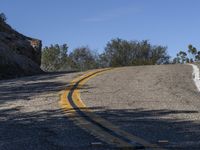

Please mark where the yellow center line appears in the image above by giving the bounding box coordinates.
[59,68,165,149]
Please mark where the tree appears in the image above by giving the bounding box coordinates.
[101,38,169,67]
[59,44,70,70]
[172,57,180,64]
[175,53,181,64]
[98,53,110,68]
[69,46,97,71]
[188,44,197,62]
[103,38,133,66]
[151,46,170,64]
[41,39,171,72]
[186,58,190,63]
[177,51,187,64]
[195,51,200,62]
[41,44,69,71]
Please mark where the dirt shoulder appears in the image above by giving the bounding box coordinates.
[81,64,200,149]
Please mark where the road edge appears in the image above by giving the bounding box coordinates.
[188,64,200,92]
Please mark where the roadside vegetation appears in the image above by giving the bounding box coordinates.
[41,39,170,72]
[41,44,99,72]
[173,45,200,64]
[3,12,198,73]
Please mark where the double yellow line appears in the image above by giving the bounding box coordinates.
[59,68,164,149]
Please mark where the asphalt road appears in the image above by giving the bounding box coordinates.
[81,64,200,149]
[0,72,107,150]
[0,64,200,150]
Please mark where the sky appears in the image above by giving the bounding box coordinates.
[1,0,200,57]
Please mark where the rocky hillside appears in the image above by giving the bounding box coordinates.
[0,18,43,79]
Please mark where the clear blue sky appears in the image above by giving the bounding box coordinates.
[1,0,200,57]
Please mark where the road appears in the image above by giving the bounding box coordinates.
[0,64,200,149]
[0,71,105,150]
[80,64,200,149]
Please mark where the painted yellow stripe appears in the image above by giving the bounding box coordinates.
[60,68,165,149]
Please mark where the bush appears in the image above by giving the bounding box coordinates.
[41,40,170,72]
[69,46,98,71]
[100,38,170,67]
[41,44,69,72]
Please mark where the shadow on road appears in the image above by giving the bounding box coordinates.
[1,105,200,149]
[0,107,106,150]
[1,72,200,149]
[0,71,94,105]
[89,107,200,149]
[0,72,102,150]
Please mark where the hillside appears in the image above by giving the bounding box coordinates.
[0,18,43,79]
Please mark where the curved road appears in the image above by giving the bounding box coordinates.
[60,69,162,149]
[0,64,200,149]
[80,64,200,149]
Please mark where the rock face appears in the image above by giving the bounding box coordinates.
[0,19,43,79]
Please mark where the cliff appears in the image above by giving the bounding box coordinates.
[0,19,43,79]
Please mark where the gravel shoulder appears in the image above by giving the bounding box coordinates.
[0,72,105,150]
[81,64,200,149]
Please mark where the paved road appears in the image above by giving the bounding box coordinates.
[81,64,200,149]
[1,64,200,149]
[0,72,106,150]
[60,69,160,149]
